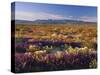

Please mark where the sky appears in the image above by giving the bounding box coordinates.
[11,2,97,22]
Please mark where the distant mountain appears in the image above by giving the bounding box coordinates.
[12,19,96,25]
[14,20,34,24]
[33,19,84,24]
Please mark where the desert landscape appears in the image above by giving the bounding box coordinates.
[14,23,97,72]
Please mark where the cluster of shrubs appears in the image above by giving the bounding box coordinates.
[15,46,97,73]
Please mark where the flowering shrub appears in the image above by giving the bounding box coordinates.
[15,47,97,73]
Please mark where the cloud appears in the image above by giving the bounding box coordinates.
[15,11,35,21]
[79,16,97,22]
[15,11,68,21]
[15,11,97,22]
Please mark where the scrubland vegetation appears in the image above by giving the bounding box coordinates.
[14,23,97,72]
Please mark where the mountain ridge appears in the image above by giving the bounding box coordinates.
[12,19,97,24]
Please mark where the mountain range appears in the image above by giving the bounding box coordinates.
[12,19,96,24]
